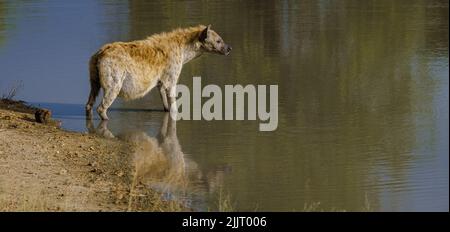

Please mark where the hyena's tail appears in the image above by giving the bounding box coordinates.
[85,53,101,116]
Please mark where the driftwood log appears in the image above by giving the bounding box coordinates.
[35,109,51,123]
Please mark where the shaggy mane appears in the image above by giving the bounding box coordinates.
[145,25,207,45]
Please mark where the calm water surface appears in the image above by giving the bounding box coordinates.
[0,0,448,211]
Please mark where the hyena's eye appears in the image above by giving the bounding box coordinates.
[216,40,221,44]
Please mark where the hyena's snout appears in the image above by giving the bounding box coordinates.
[223,44,232,56]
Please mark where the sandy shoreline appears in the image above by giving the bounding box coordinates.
[0,100,184,211]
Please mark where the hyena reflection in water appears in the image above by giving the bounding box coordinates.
[85,113,226,209]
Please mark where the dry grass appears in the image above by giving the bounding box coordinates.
[124,162,189,212]
[214,188,234,212]
[301,194,374,212]
[1,81,23,100]
[362,192,373,212]
[0,190,59,212]
[0,184,185,212]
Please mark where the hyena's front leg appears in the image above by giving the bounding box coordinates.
[161,64,182,112]
[166,85,177,112]
[158,82,169,111]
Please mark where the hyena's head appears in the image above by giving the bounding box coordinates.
[198,25,232,56]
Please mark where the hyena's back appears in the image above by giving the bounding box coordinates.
[90,42,168,101]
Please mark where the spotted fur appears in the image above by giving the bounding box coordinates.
[86,25,231,120]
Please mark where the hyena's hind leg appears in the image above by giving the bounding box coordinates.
[85,78,101,119]
[86,56,101,119]
[97,83,121,120]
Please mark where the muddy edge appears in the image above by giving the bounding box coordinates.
[0,99,185,212]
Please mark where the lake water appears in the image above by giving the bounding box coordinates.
[0,0,448,211]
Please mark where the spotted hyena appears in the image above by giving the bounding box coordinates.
[86,25,232,120]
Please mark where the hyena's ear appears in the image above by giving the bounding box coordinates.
[199,24,211,42]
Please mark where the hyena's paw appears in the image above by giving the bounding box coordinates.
[85,105,93,119]
[96,107,109,120]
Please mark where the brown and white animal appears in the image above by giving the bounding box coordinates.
[86,25,231,120]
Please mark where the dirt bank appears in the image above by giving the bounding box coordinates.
[0,100,184,211]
